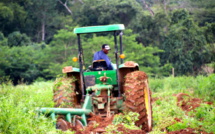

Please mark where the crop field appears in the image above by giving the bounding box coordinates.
[0,74,214,134]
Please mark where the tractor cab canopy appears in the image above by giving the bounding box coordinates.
[73,24,125,72]
[74,24,125,34]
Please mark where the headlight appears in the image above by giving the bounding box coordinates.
[72,57,78,62]
[119,54,125,59]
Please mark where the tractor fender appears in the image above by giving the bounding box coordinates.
[118,61,139,94]
[62,66,82,96]
[119,61,139,70]
[62,66,80,73]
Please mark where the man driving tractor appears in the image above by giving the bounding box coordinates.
[93,44,113,70]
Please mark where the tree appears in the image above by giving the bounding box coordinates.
[0,45,40,84]
[129,11,170,48]
[0,1,28,36]
[140,0,155,16]
[203,23,215,69]
[7,31,31,47]
[186,0,215,26]
[25,0,64,42]
[160,9,211,75]
[45,25,78,77]
[121,29,171,76]
[0,32,7,46]
[74,0,142,27]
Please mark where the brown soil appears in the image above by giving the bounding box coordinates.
[73,113,146,134]
[60,114,212,134]
[82,113,114,133]
[174,93,202,112]
[151,97,159,104]
[115,124,146,134]
[167,127,213,134]
[166,93,214,134]
[55,91,214,134]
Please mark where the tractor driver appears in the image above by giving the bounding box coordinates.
[93,44,113,70]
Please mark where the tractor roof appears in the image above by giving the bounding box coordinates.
[74,24,125,34]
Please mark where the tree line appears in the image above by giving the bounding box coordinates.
[0,0,214,84]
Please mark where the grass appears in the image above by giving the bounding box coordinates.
[0,74,214,133]
[149,74,215,133]
[150,91,215,133]
[149,74,215,102]
[0,81,74,134]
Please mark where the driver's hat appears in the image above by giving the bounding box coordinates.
[102,44,111,50]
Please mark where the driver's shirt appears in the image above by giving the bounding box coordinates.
[93,50,113,70]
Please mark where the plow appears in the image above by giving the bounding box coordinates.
[39,24,152,133]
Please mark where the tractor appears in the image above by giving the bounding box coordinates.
[39,24,152,133]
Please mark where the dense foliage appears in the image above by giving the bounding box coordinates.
[0,0,214,83]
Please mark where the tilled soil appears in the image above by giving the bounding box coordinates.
[167,127,213,134]
[165,93,214,134]
[73,114,146,134]
[175,93,202,112]
[58,92,213,134]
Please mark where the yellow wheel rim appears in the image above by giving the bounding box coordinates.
[144,80,152,131]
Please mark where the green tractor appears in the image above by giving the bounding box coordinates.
[39,24,152,132]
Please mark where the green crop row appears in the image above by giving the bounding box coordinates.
[0,81,75,134]
[149,74,215,102]
[149,74,215,133]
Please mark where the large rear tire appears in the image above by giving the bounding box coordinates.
[53,76,82,131]
[123,71,152,132]
[53,76,80,108]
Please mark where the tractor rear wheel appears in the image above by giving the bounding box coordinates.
[53,76,80,108]
[53,76,82,131]
[123,71,152,132]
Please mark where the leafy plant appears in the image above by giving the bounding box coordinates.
[105,111,141,133]
[105,124,123,134]
[53,76,76,92]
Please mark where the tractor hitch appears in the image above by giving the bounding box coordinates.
[38,95,93,126]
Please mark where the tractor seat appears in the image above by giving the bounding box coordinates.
[91,59,108,71]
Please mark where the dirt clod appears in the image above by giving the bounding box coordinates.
[175,93,202,112]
